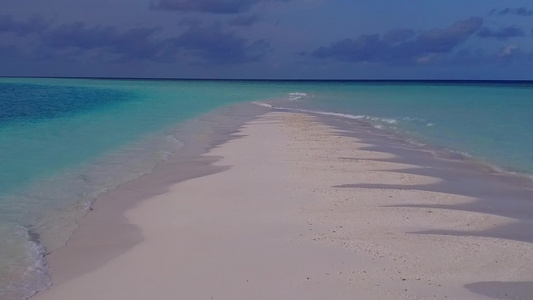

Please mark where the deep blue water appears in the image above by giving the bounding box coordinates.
[0,84,131,123]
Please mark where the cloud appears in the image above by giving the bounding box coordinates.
[477,26,526,40]
[312,34,388,63]
[1,17,164,62]
[42,22,168,62]
[1,14,270,65]
[171,25,270,64]
[150,0,288,14]
[416,17,483,53]
[228,14,259,26]
[312,17,483,64]
[490,7,533,17]
[416,53,438,65]
[0,14,48,36]
[150,0,289,14]
[499,44,519,57]
[382,29,415,44]
[43,22,271,64]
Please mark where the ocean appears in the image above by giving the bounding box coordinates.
[0,78,532,299]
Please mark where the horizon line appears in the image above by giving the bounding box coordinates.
[2,75,533,84]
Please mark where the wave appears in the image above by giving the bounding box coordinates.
[253,100,533,184]
[252,101,273,108]
[0,222,51,300]
[288,92,308,101]
[0,129,186,299]
[402,117,436,127]
[252,102,400,127]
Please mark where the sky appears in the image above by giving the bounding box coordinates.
[1,0,533,79]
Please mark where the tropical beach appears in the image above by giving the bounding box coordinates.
[0,78,531,299]
[31,107,533,299]
[2,1,533,299]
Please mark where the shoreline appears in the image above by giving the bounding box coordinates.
[34,110,533,299]
[263,101,533,183]
[31,102,269,290]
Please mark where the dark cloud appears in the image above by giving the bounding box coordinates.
[0,14,270,65]
[382,29,415,44]
[150,0,289,14]
[477,26,526,40]
[0,14,48,36]
[150,0,256,14]
[42,22,168,62]
[228,14,259,26]
[312,17,483,64]
[490,7,533,17]
[312,34,388,62]
[0,17,165,63]
[171,26,270,64]
[42,22,270,64]
[416,18,483,53]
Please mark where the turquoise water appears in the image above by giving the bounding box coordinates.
[272,82,533,175]
[1,78,532,299]
[0,78,290,299]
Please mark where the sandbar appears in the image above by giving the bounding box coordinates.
[34,111,533,300]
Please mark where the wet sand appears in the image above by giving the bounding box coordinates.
[34,111,533,300]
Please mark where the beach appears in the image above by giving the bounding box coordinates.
[3,0,533,296]
[33,111,533,300]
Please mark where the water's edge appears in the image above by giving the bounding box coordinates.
[35,100,533,299]
[31,102,270,298]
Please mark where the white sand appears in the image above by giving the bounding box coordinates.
[34,112,533,300]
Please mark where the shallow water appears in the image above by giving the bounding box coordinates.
[269,82,533,175]
[0,78,289,299]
